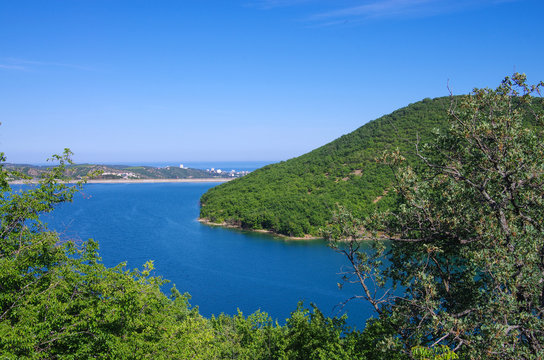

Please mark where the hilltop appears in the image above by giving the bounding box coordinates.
[199,96,544,237]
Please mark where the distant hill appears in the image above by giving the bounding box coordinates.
[199,96,544,237]
[5,163,237,181]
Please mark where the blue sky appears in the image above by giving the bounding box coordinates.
[1,0,543,164]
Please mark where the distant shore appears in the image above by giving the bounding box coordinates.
[197,218,322,241]
[9,178,234,185]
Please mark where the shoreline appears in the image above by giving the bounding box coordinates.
[9,178,234,185]
[198,218,387,242]
[197,218,323,241]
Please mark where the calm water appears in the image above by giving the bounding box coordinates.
[42,182,375,328]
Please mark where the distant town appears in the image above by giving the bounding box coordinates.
[5,163,252,181]
[204,166,250,178]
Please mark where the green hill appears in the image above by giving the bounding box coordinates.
[199,96,544,237]
[199,96,450,237]
[5,163,234,181]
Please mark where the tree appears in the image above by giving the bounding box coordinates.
[0,150,219,359]
[0,147,376,359]
[327,74,544,359]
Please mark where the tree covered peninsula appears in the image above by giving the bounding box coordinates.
[198,97,443,236]
[200,95,544,237]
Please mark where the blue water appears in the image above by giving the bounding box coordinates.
[42,182,375,328]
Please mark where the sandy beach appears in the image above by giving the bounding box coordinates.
[9,178,234,185]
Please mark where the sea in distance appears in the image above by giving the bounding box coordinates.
[33,163,376,329]
[100,160,276,172]
[26,160,275,173]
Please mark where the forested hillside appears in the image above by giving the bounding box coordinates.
[200,96,544,237]
[200,97,451,237]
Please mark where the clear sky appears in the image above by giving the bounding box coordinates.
[1,0,543,164]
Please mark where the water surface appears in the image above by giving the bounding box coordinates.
[44,182,375,328]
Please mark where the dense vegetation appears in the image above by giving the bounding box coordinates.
[0,151,409,359]
[200,94,544,238]
[326,74,544,359]
[200,97,459,237]
[3,74,541,359]
[5,163,232,181]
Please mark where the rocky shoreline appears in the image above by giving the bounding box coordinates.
[197,218,322,241]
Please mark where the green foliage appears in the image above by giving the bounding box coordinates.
[209,303,369,360]
[210,310,287,359]
[353,316,406,360]
[283,303,356,360]
[200,97,477,236]
[326,74,544,359]
[0,148,379,358]
[411,346,458,360]
[6,74,543,358]
[0,151,218,358]
[201,92,544,237]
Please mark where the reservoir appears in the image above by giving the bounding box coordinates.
[44,182,375,328]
